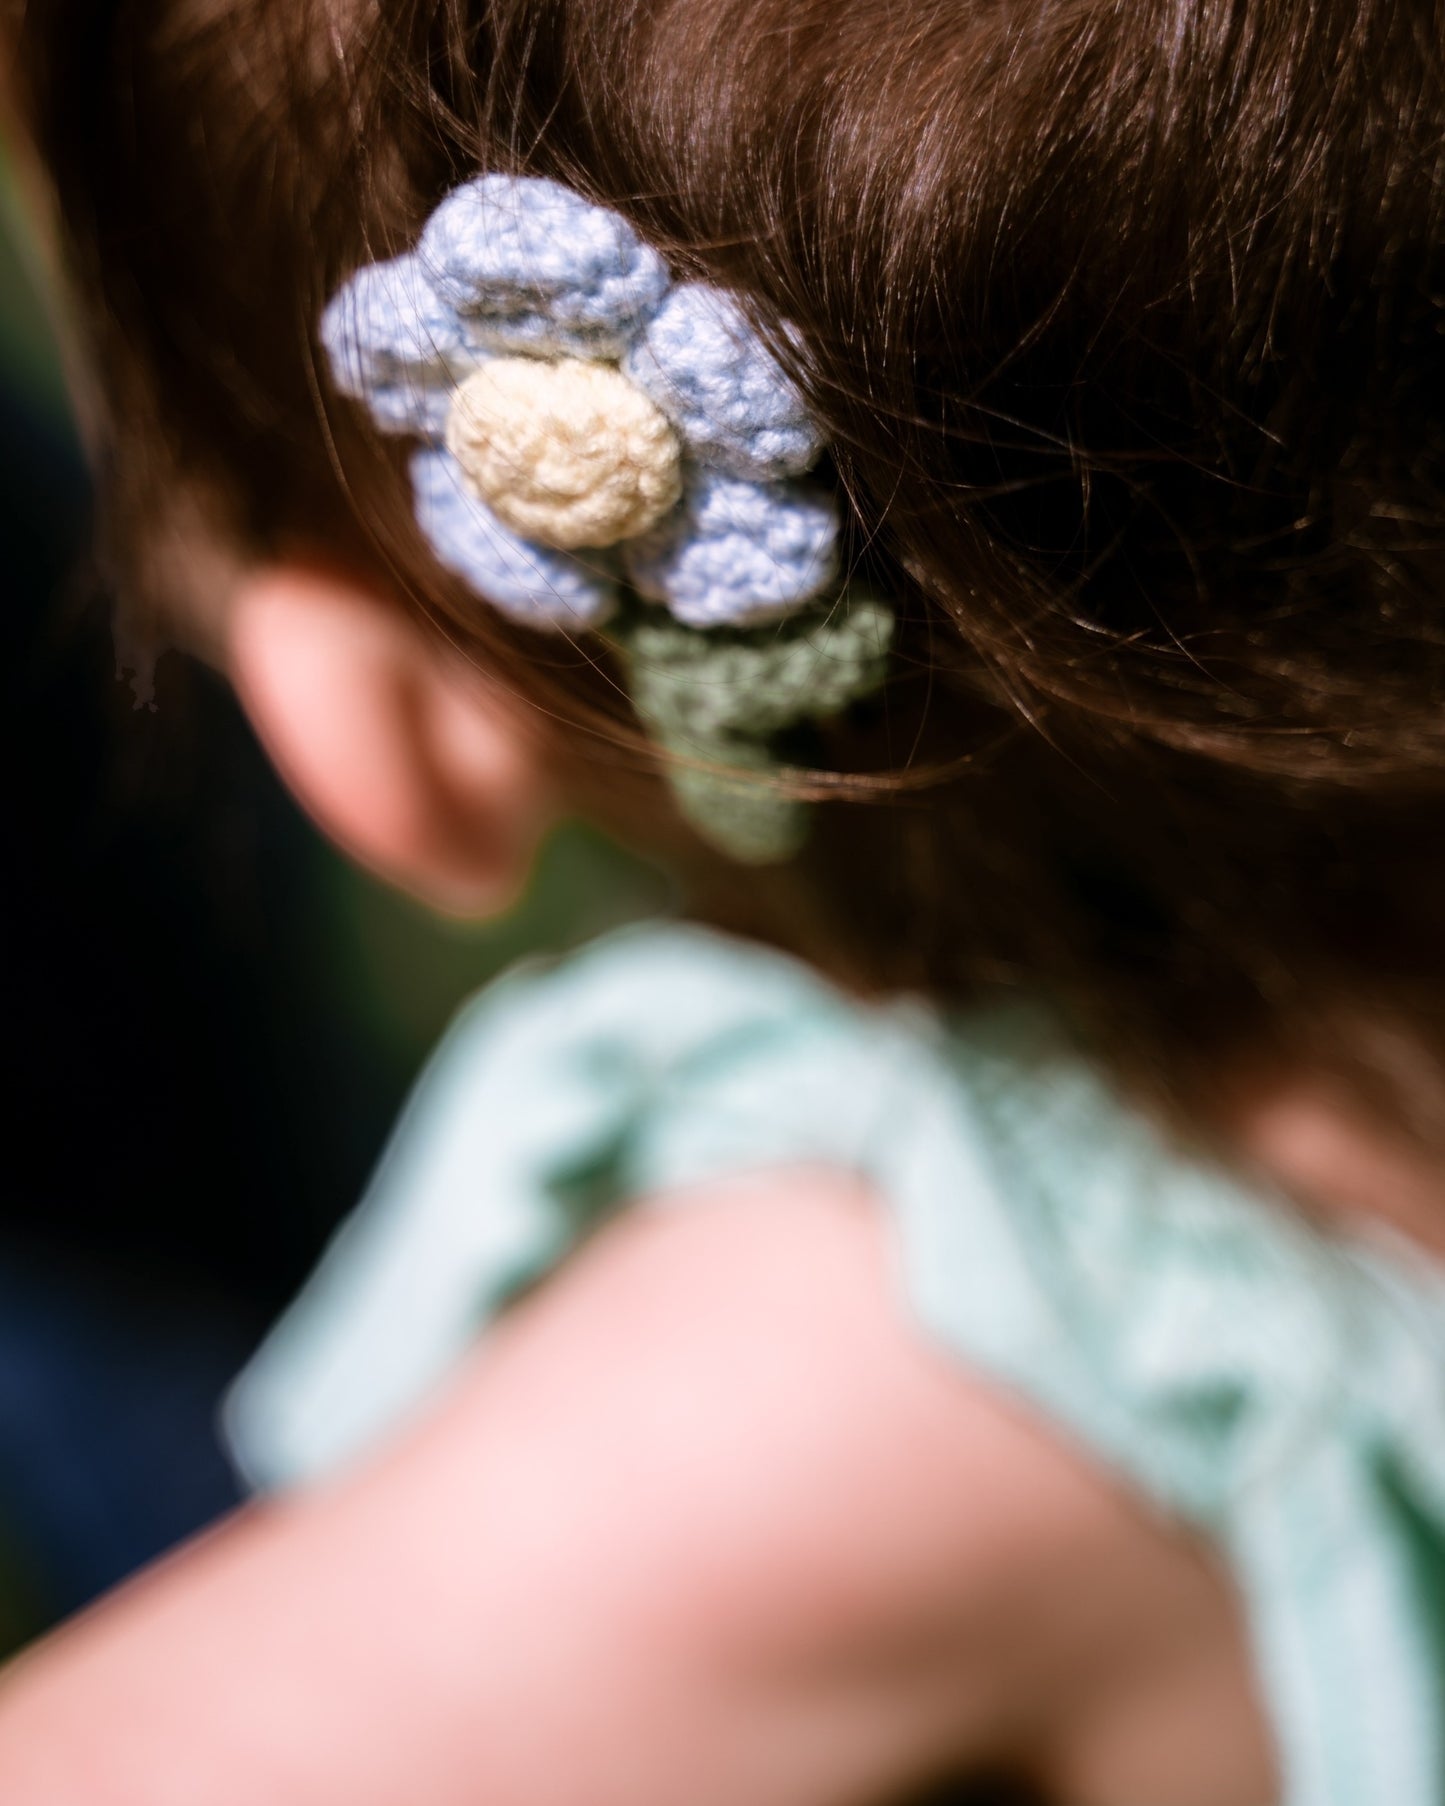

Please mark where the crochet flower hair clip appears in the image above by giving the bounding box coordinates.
[322,173,893,860]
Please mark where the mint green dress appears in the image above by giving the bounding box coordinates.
[224,923,1445,1806]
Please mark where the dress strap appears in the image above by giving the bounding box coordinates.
[225,921,1445,1806]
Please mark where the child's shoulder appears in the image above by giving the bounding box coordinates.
[229,918,1445,1507]
[227,919,1445,1806]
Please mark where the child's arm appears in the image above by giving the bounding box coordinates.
[0,1171,1265,1806]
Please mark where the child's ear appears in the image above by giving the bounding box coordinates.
[225,564,553,915]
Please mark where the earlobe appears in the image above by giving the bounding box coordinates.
[224,564,552,915]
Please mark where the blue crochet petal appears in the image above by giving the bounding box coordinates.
[418,175,671,361]
[623,470,840,627]
[410,448,619,630]
[622,284,823,480]
[321,254,477,438]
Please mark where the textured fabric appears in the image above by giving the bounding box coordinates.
[420,175,671,361]
[623,468,840,627]
[324,173,887,861]
[223,923,1445,1806]
[622,282,823,479]
[445,358,682,550]
[408,447,620,628]
[320,255,473,437]
[612,595,893,861]
[322,174,838,631]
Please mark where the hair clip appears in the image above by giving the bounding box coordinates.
[321,174,893,859]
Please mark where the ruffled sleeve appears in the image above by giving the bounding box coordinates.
[223,922,931,1490]
[223,922,1445,1806]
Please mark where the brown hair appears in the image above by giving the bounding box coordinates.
[10,0,1445,1144]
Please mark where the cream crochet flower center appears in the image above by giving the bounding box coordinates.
[445,357,683,549]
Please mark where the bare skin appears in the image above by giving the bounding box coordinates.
[1231,1076,1445,1262]
[1,565,1426,1804]
[0,1172,1277,1806]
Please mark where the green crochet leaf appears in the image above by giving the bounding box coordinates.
[609,591,894,862]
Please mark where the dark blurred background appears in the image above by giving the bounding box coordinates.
[0,134,1046,1806]
[0,146,665,1651]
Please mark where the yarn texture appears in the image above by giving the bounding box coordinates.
[446,359,682,549]
[421,175,670,359]
[410,447,618,627]
[322,173,839,633]
[612,593,894,861]
[321,173,897,857]
[321,257,472,436]
[625,469,839,627]
[623,283,822,479]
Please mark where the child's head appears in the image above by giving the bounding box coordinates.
[10,0,1445,1131]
